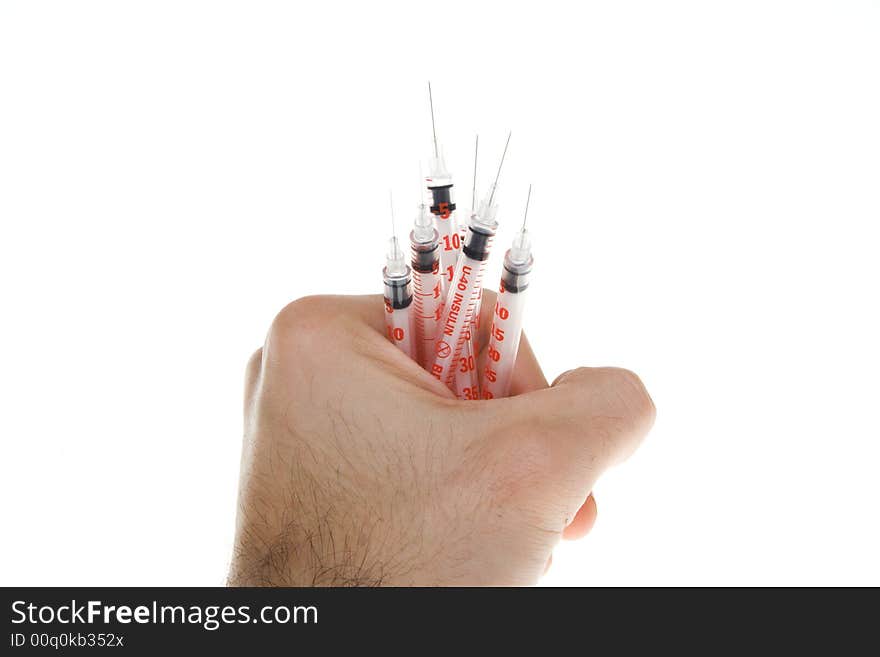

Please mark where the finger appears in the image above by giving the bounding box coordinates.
[475,288,497,349]
[540,367,654,469]
[344,293,389,335]
[562,493,597,540]
[508,331,548,395]
[486,367,655,522]
[271,295,388,339]
[473,288,547,395]
[283,293,517,392]
[266,295,453,399]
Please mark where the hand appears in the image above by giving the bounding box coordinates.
[229,293,655,586]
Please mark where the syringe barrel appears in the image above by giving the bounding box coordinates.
[431,223,496,394]
[410,232,443,370]
[481,250,533,399]
[453,290,481,400]
[383,266,416,361]
[385,302,416,361]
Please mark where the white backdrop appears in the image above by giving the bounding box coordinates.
[1,1,878,586]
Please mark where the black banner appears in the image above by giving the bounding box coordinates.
[1,587,874,652]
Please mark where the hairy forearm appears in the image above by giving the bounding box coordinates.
[228,464,431,587]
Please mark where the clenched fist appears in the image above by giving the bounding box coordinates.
[229,293,654,586]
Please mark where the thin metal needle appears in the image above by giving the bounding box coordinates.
[522,184,532,230]
[428,82,438,158]
[487,131,512,207]
[471,134,479,211]
[389,190,396,237]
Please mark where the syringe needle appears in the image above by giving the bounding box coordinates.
[488,131,512,206]
[389,189,396,237]
[428,82,438,159]
[522,184,532,230]
[472,134,479,211]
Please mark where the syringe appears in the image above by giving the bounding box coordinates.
[431,134,511,396]
[452,135,482,399]
[410,198,443,369]
[383,193,416,361]
[453,292,481,399]
[482,186,534,399]
[425,83,460,291]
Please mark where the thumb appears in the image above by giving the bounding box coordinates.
[484,367,655,527]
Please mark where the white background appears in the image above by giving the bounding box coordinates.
[1,1,878,586]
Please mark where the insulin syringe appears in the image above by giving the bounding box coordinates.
[452,135,483,398]
[383,194,416,361]
[410,200,443,369]
[431,135,510,397]
[425,83,460,290]
[482,186,534,399]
